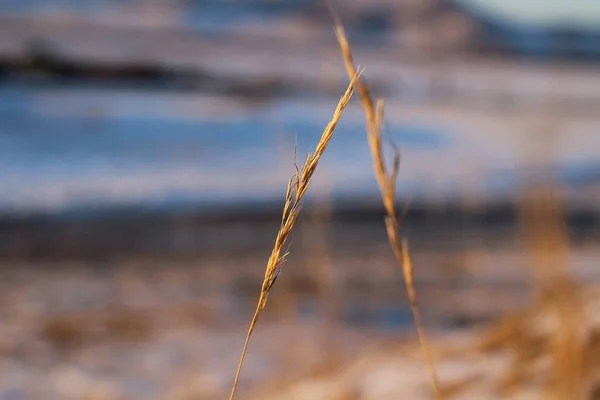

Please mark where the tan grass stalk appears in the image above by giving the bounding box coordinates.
[228,72,359,400]
[332,21,443,400]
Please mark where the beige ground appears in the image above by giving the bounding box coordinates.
[0,255,598,399]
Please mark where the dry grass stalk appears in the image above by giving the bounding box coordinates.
[332,21,442,400]
[228,72,360,400]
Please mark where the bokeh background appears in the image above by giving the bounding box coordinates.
[0,1,599,399]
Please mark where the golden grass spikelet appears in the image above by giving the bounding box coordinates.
[332,19,443,400]
[228,72,360,400]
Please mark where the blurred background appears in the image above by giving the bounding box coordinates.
[0,1,599,399]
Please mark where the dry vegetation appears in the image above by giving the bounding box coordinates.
[333,21,442,399]
[228,70,361,400]
[226,15,596,400]
[229,18,441,400]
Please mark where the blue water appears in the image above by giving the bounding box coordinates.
[0,94,448,173]
[0,84,456,214]
[1,82,599,215]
